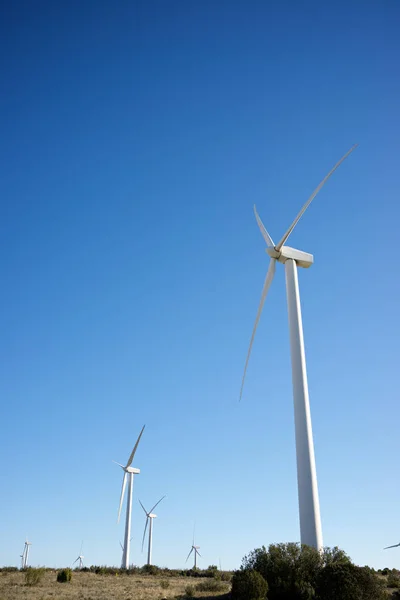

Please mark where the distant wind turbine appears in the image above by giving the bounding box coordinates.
[21,539,31,569]
[73,542,84,569]
[240,145,358,551]
[140,496,166,565]
[185,532,201,569]
[384,542,400,550]
[114,424,145,569]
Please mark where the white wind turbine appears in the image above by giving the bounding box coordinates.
[114,424,145,569]
[384,542,400,550]
[140,495,166,565]
[240,145,358,551]
[73,542,84,569]
[186,534,201,569]
[21,539,31,569]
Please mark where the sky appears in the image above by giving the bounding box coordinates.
[0,0,399,571]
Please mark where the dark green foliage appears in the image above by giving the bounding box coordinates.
[25,567,45,586]
[241,543,385,600]
[141,564,161,576]
[56,568,72,583]
[231,569,268,600]
[388,570,400,588]
[160,579,170,589]
[195,579,229,592]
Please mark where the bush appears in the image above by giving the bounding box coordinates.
[184,584,195,598]
[196,579,228,592]
[388,571,400,588]
[57,568,72,583]
[240,543,385,600]
[231,569,268,600]
[141,564,160,576]
[160,579,170,589]
[25,567,45,586]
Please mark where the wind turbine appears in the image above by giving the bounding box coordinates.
[21,539,31,568]
[140,495,166,565]
[186,534,201,569]
[114,424,145,569]
[73,542,84,569]
[240,145,358,551]
[384,542,400,550]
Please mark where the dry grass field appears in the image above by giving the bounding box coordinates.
[0,570,231,600]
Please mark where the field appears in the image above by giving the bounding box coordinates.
[0,570,231,600]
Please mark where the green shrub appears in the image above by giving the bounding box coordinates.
[160,579,170,589]
[57,568,72,583]
[388,571,400,588]
[220,570,232,581]
[25,567,45,586]
[141,564,160,576]
[316,562,386,600]
[184,584,195,598]
[231,569,268,600]
[195,579,228,592]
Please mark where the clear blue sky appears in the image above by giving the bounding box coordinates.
[1,0,399,571]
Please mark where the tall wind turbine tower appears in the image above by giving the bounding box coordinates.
[140,496,166,565]
[240,145,357,550]
[114,424,145,569]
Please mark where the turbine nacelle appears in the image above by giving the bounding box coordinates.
[126,466,140,474]
[266,246,314,269]
[148,513,157,518]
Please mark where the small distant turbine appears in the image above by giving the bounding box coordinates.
[22,539,31,569]
[114,424,145,569]
[186,535,201,569]
[73,543,84,569]
[140,496,166,565]
[384,542,400,550]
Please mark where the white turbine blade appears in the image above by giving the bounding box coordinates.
[73,557,79,564]
[119,541,124,551]
[275,144,358,251]
[196,549,202,557]
[185,547,194,563]
[113,460,125,468]
[117,472,127,523]
[139,499,148,515]
[254,205,275,247]
[239,258,276,400]
[149,495,166,514]
[384,543,400,549]
[141,517,149,552]
[126,424,146,467]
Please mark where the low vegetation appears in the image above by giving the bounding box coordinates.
[0,549,398,599]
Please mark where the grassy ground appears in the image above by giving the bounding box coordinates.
[0,571,231,600]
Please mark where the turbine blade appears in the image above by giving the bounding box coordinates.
[185,548,194,563]
[142,517,149,552]
[73,558,79,564]
[126,424,146,467]
[139,499,148,515]
[112,461,125,468]
[117,472,127,523]
[149,495,166,515]
[254,205,274,247]
[239,258,276,400]
[384,543,400,549]
[120,541,124,551]
[196,550,202,557]
[275,144,358,251]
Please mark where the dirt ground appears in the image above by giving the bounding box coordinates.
[0,570,230,600]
